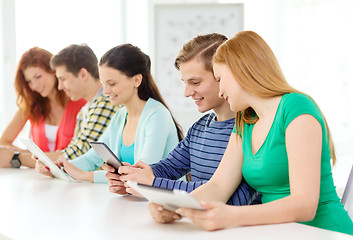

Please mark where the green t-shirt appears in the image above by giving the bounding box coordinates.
[237,93,353,235]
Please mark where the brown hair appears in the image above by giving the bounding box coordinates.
[174,33,228,72]
[50,44,99,80]
[213,31,336,164]
[14,47,67,123]
[100,44,184,141]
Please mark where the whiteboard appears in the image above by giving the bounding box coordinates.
[152,3,243,131]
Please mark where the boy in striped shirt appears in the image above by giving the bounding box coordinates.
[104,34,260,207]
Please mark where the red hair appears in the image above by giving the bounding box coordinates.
[14,47,67,123]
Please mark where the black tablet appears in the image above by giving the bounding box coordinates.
[89,142,123,174]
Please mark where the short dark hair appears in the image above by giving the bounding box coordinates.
[50,44,99,79]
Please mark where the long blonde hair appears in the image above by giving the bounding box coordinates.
[213,31,336,164]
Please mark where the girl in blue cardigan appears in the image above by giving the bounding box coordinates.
[104,34,260,211]
[37,44,183,183]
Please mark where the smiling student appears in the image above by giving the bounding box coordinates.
[32,44,118,171]
[149,31,353,235]
[103,34,260,213]
[49,44,119,160]
[0,47,85,168]
[36,44,182,183]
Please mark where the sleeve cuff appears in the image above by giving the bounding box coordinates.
[94,170,108,183]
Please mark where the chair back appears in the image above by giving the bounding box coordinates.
[341,164,353,220]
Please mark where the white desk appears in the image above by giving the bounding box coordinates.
[0,169,352,240]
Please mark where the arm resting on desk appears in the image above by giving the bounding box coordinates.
[184,117,321,230]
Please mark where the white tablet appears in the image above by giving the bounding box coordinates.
[127,180,205,212]
[19,138,71,182]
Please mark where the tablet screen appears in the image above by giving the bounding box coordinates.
[89,142,123,173]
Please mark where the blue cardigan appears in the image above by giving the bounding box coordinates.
[70,98,179,183]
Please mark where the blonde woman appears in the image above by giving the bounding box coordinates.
[149,31,353,235]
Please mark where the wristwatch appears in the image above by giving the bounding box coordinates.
[10,152,21,168]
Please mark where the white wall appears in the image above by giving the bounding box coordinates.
[15,0,123,61]
[0,0,17,133]
[243,0,353,190]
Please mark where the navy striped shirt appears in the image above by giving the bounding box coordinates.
[151,113,261,205]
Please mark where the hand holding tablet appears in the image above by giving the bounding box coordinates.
[19,138,71,182]
[89,142,123,174]
[127,180,205,212]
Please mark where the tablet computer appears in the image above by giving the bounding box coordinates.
[127,180,205,212]
[19,138,70,182]
[89,142,123,174]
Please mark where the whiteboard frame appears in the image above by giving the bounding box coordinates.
[149,1,244,132]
